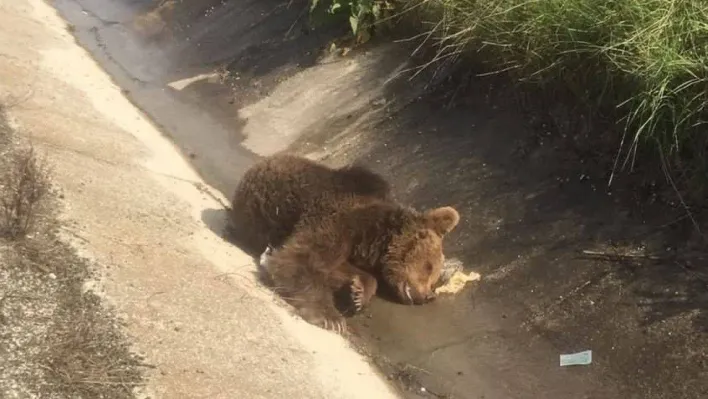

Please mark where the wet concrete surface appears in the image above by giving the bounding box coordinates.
[52,0,708,398]
[53,0,258,194]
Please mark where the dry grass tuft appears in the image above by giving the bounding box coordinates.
[0,106,147,398]
[0,134,52,240]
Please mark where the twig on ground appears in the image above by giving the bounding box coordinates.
[580,249,663,261]
[659,147,704,239]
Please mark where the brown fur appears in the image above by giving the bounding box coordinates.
[227,154,392,258]
[261,195,460,332]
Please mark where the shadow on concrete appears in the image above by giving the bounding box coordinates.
[201,207,231,241]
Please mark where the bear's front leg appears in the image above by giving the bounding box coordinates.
[327,261,378,316]
[350,272,377,313]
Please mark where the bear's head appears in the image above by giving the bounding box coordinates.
[382,206,460,305]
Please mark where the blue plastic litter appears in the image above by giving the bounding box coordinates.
[560,350,592,366]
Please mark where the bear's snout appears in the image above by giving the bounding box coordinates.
[402,282,437,305]
[412,291,436,305]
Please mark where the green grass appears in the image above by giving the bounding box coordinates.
[313,0,708,183]
[426,0,708,173]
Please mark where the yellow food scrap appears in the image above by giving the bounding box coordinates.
[435,271,481,295]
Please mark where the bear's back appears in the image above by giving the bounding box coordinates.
[229,154,392,254]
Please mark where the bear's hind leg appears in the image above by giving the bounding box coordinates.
[296,301,347,334]
[263,249,348,333]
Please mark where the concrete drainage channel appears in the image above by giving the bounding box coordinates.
[53,0,708,398]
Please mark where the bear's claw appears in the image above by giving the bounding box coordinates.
[298,307,347,334]
[322,317,347,334]
[350,276,365,313]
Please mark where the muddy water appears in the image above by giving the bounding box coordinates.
[52,0,708,398]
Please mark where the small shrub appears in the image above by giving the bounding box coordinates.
[309,0,397,43]
[0,144,52,240]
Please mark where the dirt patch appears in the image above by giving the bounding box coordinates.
[0,108,146,398]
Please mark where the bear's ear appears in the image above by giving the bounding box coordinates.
[423,206,460,236]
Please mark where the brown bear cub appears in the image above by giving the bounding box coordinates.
[229,154,460,332]
[227,154,392,259]
[261,197,460,332]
